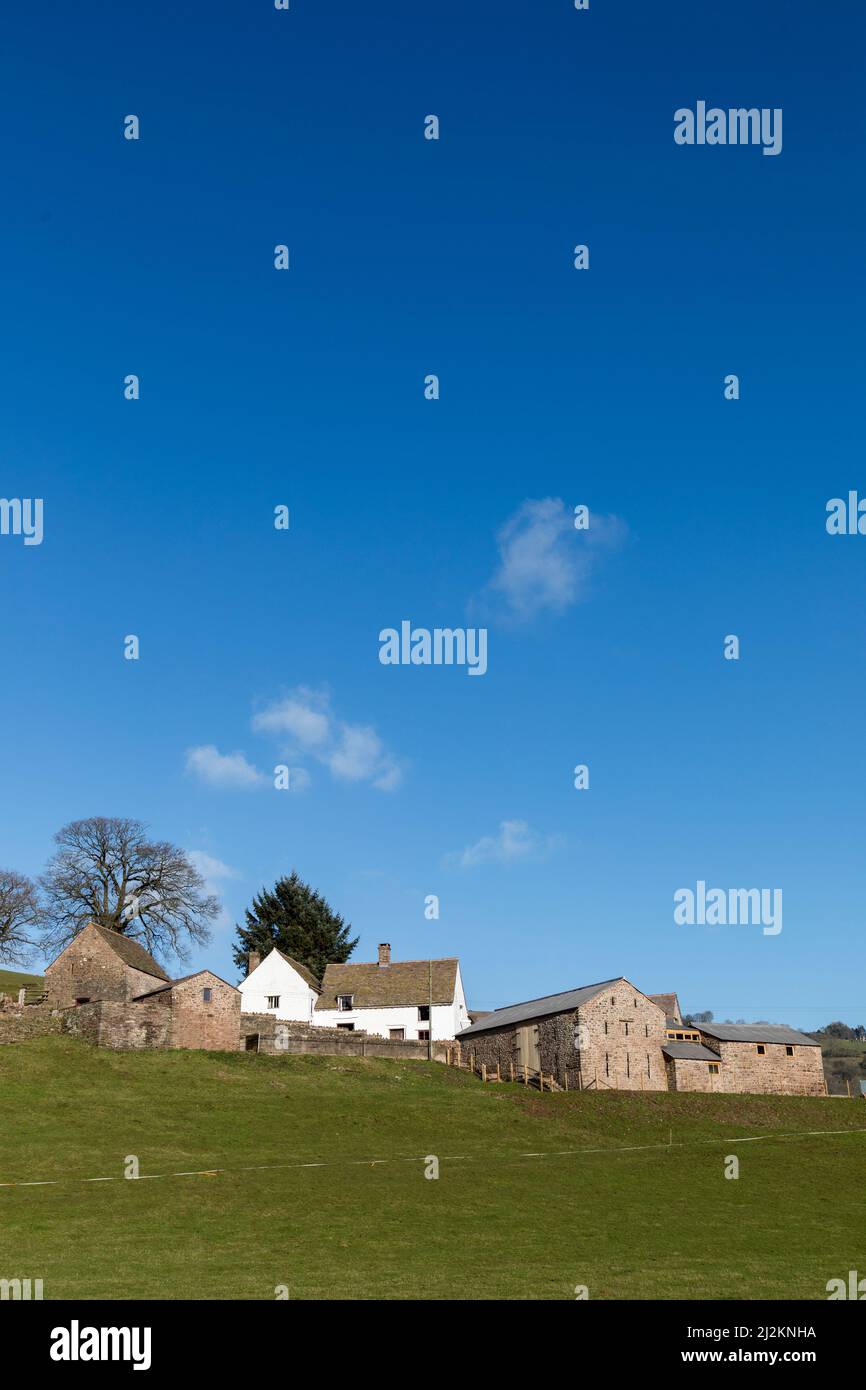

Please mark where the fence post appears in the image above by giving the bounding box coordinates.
[481,1063,487,1083]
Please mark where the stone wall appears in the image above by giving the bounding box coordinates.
[0,1003,63,1045]
[665,1055,718,1092]
[699,1035,827,1096]
[240,1014,450,1062]
[170,973,240,1051]
[62,998,171,1049]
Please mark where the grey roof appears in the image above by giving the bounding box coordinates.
[456,978,624,1038]
[662,1042,721,1062]
[699,1023,819,1047]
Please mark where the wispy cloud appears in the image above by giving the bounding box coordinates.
[186,850,240,930]
[185,745,265,789]
[473,497,626,624]
[252,687,404,792]
[445,819,563,869]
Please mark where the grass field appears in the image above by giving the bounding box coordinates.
[2,1036,865,1301]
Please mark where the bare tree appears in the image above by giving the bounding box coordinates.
[0,869,42,965]
[40,817,219,963]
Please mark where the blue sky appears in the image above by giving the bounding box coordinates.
[1,1,864,1028]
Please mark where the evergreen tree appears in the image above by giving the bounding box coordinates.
[232,872,358,982]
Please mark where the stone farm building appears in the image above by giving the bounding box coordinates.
[456,976,826,1096]
[43,922,241,1051]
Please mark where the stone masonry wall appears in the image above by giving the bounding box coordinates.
[240,1014,450,1062]
[578,984,669,1091]
[666,1055,718,1093]
[0,1004,63,1045]
[170,974,240,1051]
[700,1037,827,1096]
[62,998,171,1049]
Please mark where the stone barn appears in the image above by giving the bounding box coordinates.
[456,977,670,1091]
[45,921,170,1007]
[45,924,241,1052]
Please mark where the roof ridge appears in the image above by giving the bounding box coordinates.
[487,976,622,1014]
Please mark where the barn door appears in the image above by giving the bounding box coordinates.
[517,1024,540,1073]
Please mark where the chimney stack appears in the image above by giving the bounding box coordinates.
[248,950,261,976]
[377,942,391,967]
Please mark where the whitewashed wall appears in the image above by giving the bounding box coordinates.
[238,949,317,1022]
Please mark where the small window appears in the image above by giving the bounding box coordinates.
[337,994,354,1012]
[202,987,212,1003]
[337,1022,355,1031]
[708,1063,719,1075]
[418,1029,430,1041]
[418,1005,430,1022]
[624,1020,629,1036]
[626,1053,630,1078]
[604,1052,609,1077]
[646,1053,651,1076]
[645,1023,649,1038]
[785,1045,793,1056]
[611,997,615,1006]
[390,1027,405,1041]
[757,1044,766,1055]
[604,1020,608,1035]
[266,995,279,1009]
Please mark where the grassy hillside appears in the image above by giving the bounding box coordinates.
[0,967,44,997]
[1,1037,865,1300]
[816,1037,866,1096]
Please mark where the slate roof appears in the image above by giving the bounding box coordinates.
[698,1023,820,1047]
[315,958,459,1010]
[662,1042,721,1061]
[456,978,624,1038]
[649,992,682,1023]
[132,969,240,1000]
[272,948,321,994]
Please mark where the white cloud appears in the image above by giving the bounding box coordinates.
[475,497,625,624]
[253,688,404,792]
[446,819,562,869]
[185,745,265,789]
[186,850,240,931]
[251,689,330,748]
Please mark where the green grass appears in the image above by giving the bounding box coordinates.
[0,967,44,996]
[2,1037,866,1300]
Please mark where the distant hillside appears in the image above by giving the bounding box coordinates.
[1,1037,865,1300]
[814,1034,866,1096]
[0,967,44,999]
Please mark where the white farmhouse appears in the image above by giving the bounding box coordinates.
[314,942,470,1041]
[238,947,320,1021]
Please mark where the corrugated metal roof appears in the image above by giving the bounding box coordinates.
[662,1042,720,1061]
[456,978,623,1038]
[699,1023,819,1047]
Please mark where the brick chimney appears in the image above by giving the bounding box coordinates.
[377,942,391,967]
[248,950,261,976]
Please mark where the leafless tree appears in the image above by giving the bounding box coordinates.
[0,869,42,965]
[40,817,219,963]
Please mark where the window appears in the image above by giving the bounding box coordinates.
[418,1005,430,1022]
[624,1021,629,1036]
[390,1027,405,1040]
[337,994,354,1012]
[266,995,279,1009]
[604,1052,609,1077]
[611,996,615,1006]
[756,1044,766,1055]
[708,1063,719,1075]
[626,1053,630,1078]
[785,1045,794,1056]
[337,1022,355,1031]
[418,1030,430,1041]
[646,1053,651,1076]
[645,1023,649,1038]
[202,988,212,1003]
[634,998,637,1008]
